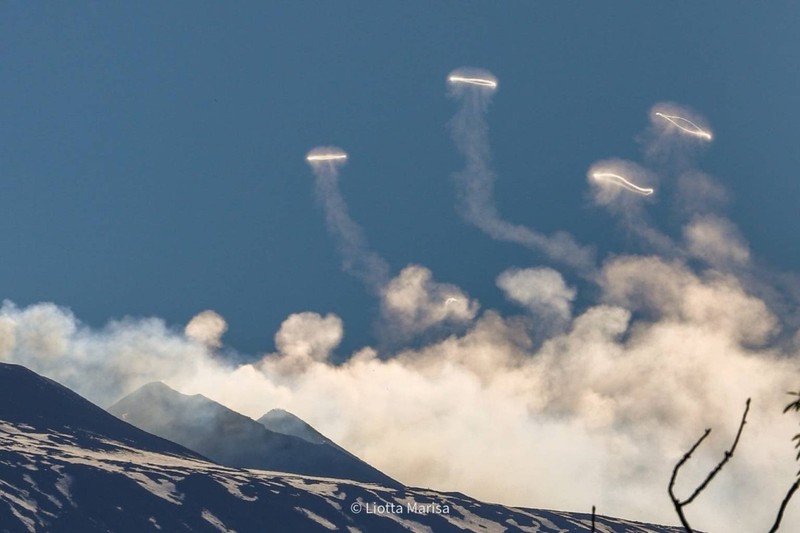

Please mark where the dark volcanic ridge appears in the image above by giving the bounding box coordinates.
[108,381,399,487]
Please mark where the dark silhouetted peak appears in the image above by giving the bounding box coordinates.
[109,382,401,487]
[258,408,328,445]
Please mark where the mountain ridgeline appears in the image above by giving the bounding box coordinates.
[0,363,201,459]
[107,381,399,487]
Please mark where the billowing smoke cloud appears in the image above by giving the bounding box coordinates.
[447,67,596,276]
[306,147,390,293]
[600,255,775,345]
[380,264,479,335]
[185,310,228,348]
[2,249,799,532]
[0,301,225,406]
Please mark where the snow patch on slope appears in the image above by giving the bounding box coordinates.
[294,507,338,530]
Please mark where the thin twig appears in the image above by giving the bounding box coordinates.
[667,398,751,533]
[683,399,750,506]
[591,505,595,533]
[668,429,710,533]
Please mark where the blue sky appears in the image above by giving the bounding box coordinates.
[7,5,800,528]
[2,2,799,357]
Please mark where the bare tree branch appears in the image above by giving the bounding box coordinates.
[668,429,710,533]
[769,478,800,533]
[668,398,750,533]
[684,399,750,506]
[769,391,800,532]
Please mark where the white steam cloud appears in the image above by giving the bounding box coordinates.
[447,67,596,276]
[0,301,222,406]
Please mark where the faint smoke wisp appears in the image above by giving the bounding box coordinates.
[447,67,596,275]
[306,146,390,293]
[642,102,713,167]
[306,147,479,339]
[683,215,751,268]
[586,158,677,256]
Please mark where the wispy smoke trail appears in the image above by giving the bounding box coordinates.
[588,104,719,258]
[306,147,479,338]
[447,67,596,276]
[586,158,678,256]
[588,104,800,345]
[305,147,390,293]
[3,90,800,533]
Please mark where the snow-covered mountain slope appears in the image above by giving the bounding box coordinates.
[0,362,686,532]
[0,421,687,533]
[0,364,202,460]
[108,382,399,487]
